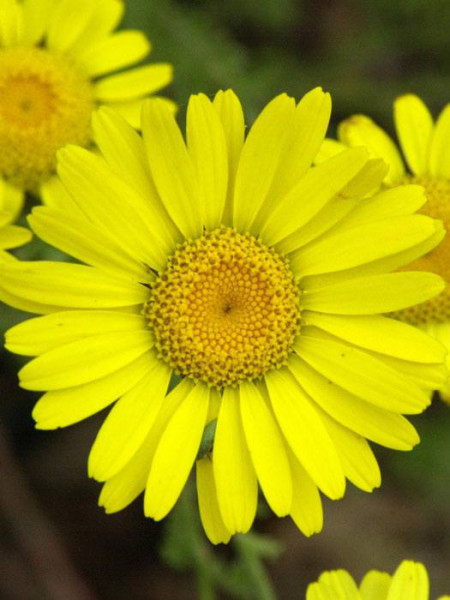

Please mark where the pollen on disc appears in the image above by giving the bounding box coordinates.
[395,177,450,325]
[0,46,94,190]
[144,227,302,387]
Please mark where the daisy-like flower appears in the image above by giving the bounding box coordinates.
[0,0,172,201]
[319,95,450,400]
[307,560,450,600]
[0,89,447,544]
[0,178,31,260]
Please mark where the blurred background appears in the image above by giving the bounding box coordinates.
[1,0,450,598]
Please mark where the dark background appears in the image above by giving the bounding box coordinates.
[1,0,450,598]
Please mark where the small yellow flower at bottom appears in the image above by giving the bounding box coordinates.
[0,0,173,202]
[307,560,449,600]
[318,94,450,402]
[0,89,447,544]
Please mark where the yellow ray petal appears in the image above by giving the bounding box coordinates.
[265,368,345,499]
[292,215,437,277]
[212,90,245,225]
[307,570,360,600]
[78,31,150,78]
[315,138,347,164]
[213,386,258,533]
[141,99,203,240]
[0,0,23,46]
[19,331,154,391]
[144,383,210,520]
[22,0,56,45]
[232,94,296,232]
[29,207,149,280]
[429,104,450,179]
[40,176,83,216]
[0,225,31,250]
[66,0,125,56]
[94,63,173,102]
[338,114,404,185]
[32,353,152,429]
[239,381,292,516]
[259,147,369,246]
[0,261,148,309]
[289,356,419,450]
[387,561,429,600]
[6,310,147,356]
[89,355,171,481]
[187,94,228,230]
[100,379,194,514]
[360,571,391,600]
[46,0,96,53]
[196,458,231,545]
[394,94,434,176]
[302,272,444,314]
[294,333,430,414]
[302,312,446,363]
[287,447,323,537]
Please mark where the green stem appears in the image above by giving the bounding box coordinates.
[233,534,278,600]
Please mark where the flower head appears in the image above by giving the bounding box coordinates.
[320,95,450,400]
[0,89,447,544]
[0,0,172,196]
[307,560,449,600]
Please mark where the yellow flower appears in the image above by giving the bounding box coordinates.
[307,560,449,600]
[0,89,447,544]
[319,95,450,401]
[0,0,173,199]
[0,178,31,260]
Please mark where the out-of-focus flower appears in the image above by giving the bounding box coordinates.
[0,178,31,260]
[319,95,450,401]
[307,559,450,599]
[0,89,447,544]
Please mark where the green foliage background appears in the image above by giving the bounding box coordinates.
[1,1,449,598]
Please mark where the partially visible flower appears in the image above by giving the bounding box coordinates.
[0,179,31,260]
[307,560,449,600]
[319,95,450,401]
[0,0,173,202]
[0,90,447,545]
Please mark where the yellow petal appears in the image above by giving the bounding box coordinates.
[429,104,450,179]
[289,356,419,450]
[307,570,360,600]
[259,147,369,246]
[213,386,258,533]
[196,458,231,545]
[66,0,125,56]
[46,0,96,53]
[78,31,150,77]
[19,331,154,391]
[387,561,429,600]
[240,381,292,516]
[287,447,323,537]
[212,90,245,225]
[0,177,24,220]
[302,312,446,363]
[292,215,437,277]
[22,0,56,45]
[29,207,149,280]
[0,225,31,250]
[40,176,83,217]
[33,353,152,429]
[94,63,172,101]
[232,93,296,232]
[0,0,23,46]
[338,114,404,185]
[89,355,171,481]
[265,368,345,499]
[0,261,148,309]
[302,272,445,314]
[57,145,171,270]
[144,383,210,520]
[141,99,203,240]
[294,333,430,414]
[360,571,391,600]
[187,94,228,230]
[319,408,381,492]
[6,310,147,356]
[315,138,347,164]
[268,87,332,201]
[100,379,194,513]
[394,94,434,175]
